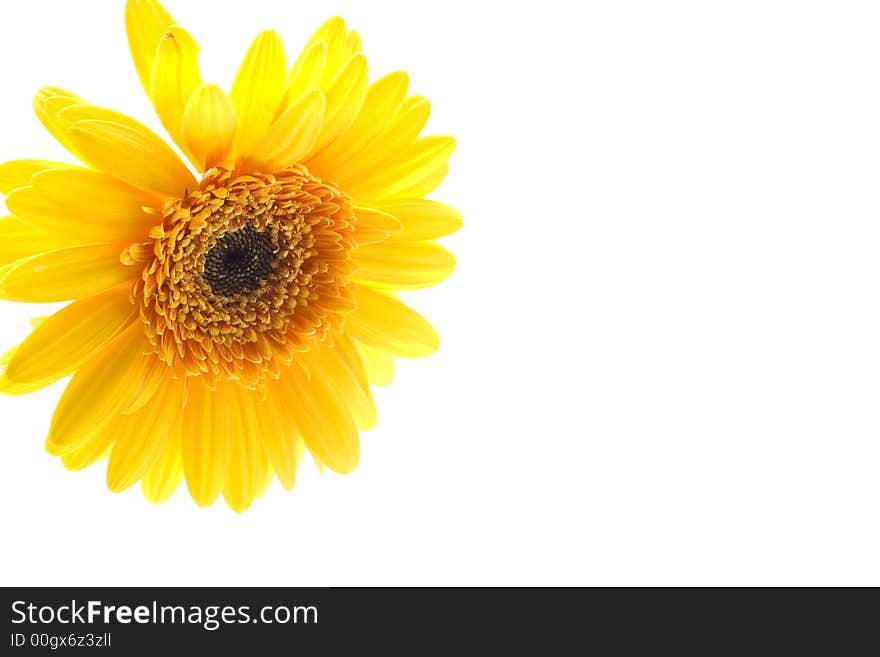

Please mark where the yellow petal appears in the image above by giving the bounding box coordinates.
[5,188,94,239]
[106,374,183,492]
[346,286,440,358]
[353,206,402,234]
[358,342,396,386]
[302,343,376,430]
[257,377,302,491]
[331,95,430,185]
[66,119,196,198]
[256,459,274,499]
[33,88,85,157]
[150,26,202,168]
[0,244,133,302]
[182,83,237,170]
[141,432,183,504]
[283,41,327,110]
[311,54,368,154]
[48,98,160,166]
[321,18,351,80]
[57,102,158,136]
[181,377,230,507]
[391,163,449,200]
[354,240,456,290]
[351,206,401,243]
[256,433,272,496]
[60,438,113,472]
[0,215,79,266]
[297,17,349,87]
[246,90,325,172]
[4,188,83,239]
[370,199,462,241]
[125,0,175,97]
[0,344,17,368]
[3,285,134,389]
[121,353,170,415]
[0,159,73,195]
[222,386,265,512]
[6,169,160,241]
[229,30,287,161]
[33,168,161,216]
[351,227,391,247]
[282,366,360,474]
[0,372,50,396]
[343,30,362,62]
[345,136,455,201]
[47,324,154,454]
[307,71,408,173]
[332,334,371,393]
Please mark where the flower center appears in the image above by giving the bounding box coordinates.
[202,224,275,297]
[131,165,359,388]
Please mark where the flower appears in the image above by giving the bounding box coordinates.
[0,0,460,511]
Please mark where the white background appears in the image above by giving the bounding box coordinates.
[1,0,880,586]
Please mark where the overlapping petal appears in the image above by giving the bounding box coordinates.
[150,26,203,168]
[307,71,408,172]
[0,159,73,195]
[1,285,135,391]
[222,386,269,512]
[141,435,184,504]
[106,374,183,492]
[369,199,463,241]
[126,0,175,96]
[354,240,456,290]
[246,89,325,172]
[182,84,237,170]
[0,215,81,266]
[181,377,231,507]
[46,324,156,455]
[0,244,135,302]
[67,119,196,198]
[229,30,288,162]
[345,286,440,358]
[257,376,305,491]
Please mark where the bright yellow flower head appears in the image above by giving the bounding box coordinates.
[0,0,459,511]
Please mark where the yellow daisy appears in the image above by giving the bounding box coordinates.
[0,0,460,511]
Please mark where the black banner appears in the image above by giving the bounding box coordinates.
[0,587,872,652]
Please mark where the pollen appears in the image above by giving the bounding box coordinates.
[133,165,359,389]
[202,224,275,297]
